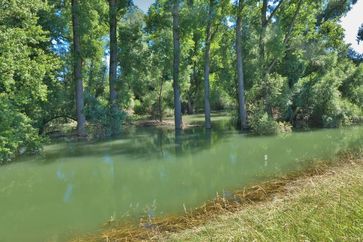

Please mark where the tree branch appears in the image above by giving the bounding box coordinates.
[266,0,304,74]
[266,0,285,25]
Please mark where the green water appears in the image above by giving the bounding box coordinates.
[0,123,362,242]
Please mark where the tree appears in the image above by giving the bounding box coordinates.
[259,0,285,117]
[235,0,247,129]
[71,0,87,136]
[203,0,215,129]
[172,0,183,130]
[109,0,119,135]
[0,0,59,162]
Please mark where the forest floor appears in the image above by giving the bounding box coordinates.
[75,150,363,241]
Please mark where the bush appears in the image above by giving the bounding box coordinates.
[0,98,42,164]
[250,113,280,135]
[277,121,293,133]
[133,99,149,115]
[293,58,363,128]
[249,103,293,135]
[84,93,126,137]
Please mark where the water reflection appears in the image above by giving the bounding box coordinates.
[0,125,362,242]
[41,119,233,162]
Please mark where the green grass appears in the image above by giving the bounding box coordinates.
[166,161,363,241]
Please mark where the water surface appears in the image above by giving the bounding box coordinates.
[0,124,362,242]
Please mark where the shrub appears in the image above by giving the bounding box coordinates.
[0,98,42,164]
[250,112,280,135]
[249,103,293,135]
[84,93,126,137]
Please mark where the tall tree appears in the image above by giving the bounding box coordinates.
[259,0,284,117]
[235,0,247,129]
[71,0,87,136]
[172,0,183,130]
[0,0,59,162]
[109,0,119,135]
[203,0,215,129]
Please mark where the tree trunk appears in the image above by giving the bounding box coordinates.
[158,78,164,122]
[71,0,86,137]
[109,0,119,135]
[259,0,270,116]
[172,0,183,130]
[259,0,268,66]
[259,0,284,118]
[187,34,199,115]
[88,60,96,96]
[203,0,214,129]
[236,0,248,130]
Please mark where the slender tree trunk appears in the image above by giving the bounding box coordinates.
[236,0,248,130]
[88,60,95,95]
[259,0,271,116]
[71,0,86,137]
[172,0,183,130]
[187,98,193,114]
[187,34,199,115]
[259,0,285,117]
[259,0,268,67]
[158,78,164,122]
[203,0,214,129]
[109,0,119,135]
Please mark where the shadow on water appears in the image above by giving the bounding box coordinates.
[38,118,234,163]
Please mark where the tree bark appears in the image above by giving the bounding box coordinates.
[158,77,164,122]
[203,0,214,129]
[259,0,268,67]
[71,0,87,137]
[259,0,269,116]
[187,33,199,115]
[172,0,183,130]
[109,0,119,135]
[236,0,248,130]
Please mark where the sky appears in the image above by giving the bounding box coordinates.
[134,0,154,12]
[134,0,363,53]
[340,0,363,53]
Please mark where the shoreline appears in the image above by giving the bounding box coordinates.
[73,148,363,241]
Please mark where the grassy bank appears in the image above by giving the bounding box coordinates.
[74,150,363,241]
[165,154,363,241]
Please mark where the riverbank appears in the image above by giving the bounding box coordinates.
[74,149,363,241]
[43,113,232,141]
[127,112,231,128]
[167,152,363,241]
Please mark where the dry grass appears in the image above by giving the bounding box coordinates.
[73,150,363,242]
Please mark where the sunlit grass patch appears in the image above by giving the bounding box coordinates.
[167,160,363,241]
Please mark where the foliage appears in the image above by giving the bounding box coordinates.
[0,97,43,163]
[292,54,363,128]
[248,103,292,135]
[0,0,58,163]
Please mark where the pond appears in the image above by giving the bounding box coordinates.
[0,120,362,242]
